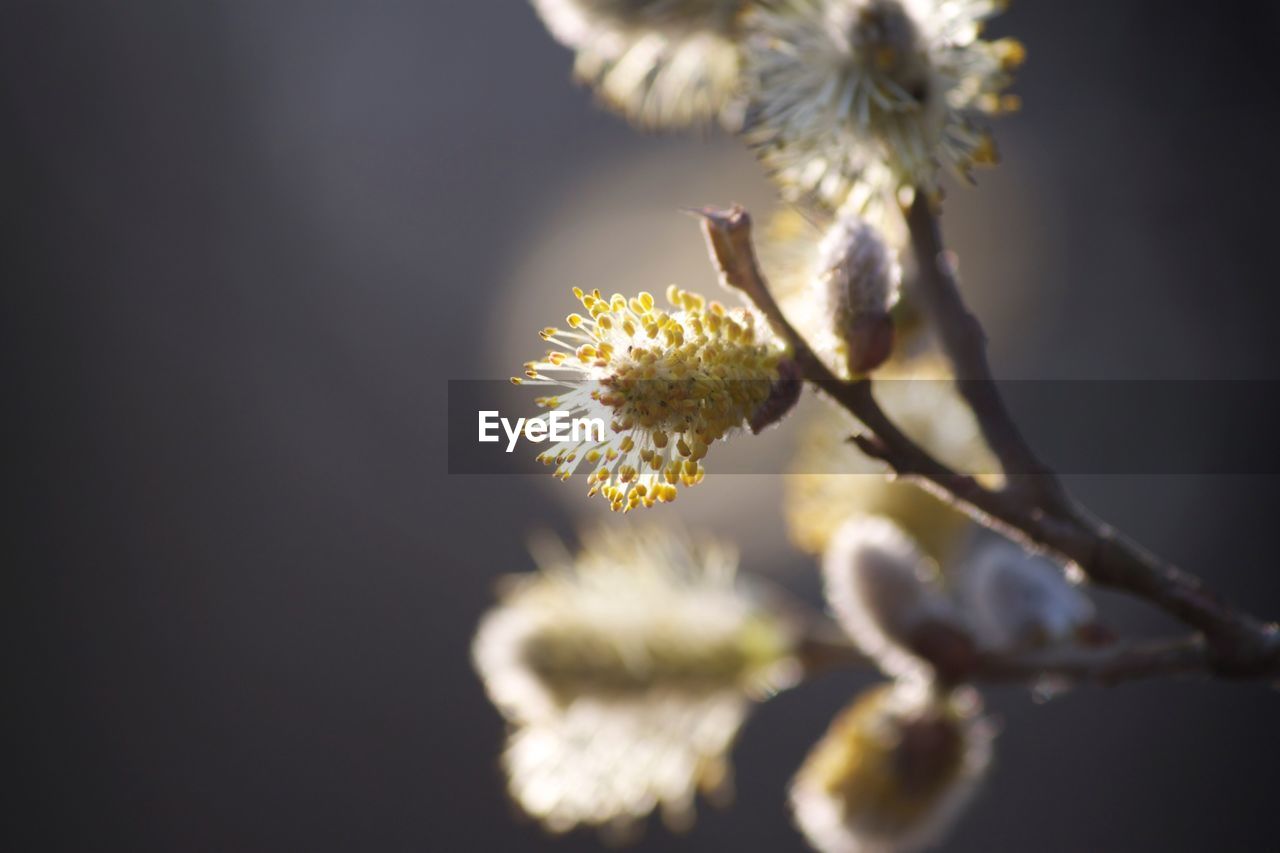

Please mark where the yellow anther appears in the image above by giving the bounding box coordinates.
[971,133,999,165]
[995,38,1026,69]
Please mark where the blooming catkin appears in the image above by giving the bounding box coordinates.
[741,0,1024,209]
[514,286,784,511]
[472,526,800,834]
[530,0,753,129]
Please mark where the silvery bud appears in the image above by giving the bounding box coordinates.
[817,212,900,375]
[822,517,976,683]
[954,538,1110,653]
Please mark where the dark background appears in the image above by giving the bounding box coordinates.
[7,1,1280,850]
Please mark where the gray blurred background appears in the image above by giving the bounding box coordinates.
[7,1,1280,850]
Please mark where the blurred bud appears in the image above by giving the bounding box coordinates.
[817,213,900,375]
[791,682,993,853]
[954,538,1109,654]
[529,0,747,129]
[473,526,801,835]
[823,517,977,683]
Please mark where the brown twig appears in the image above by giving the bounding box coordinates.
[903,193,1070,512]
[798,632,1209,688]
[697,205,1280,682]
[973,637,1208,686]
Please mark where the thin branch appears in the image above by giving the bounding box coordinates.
[798,633,1210,688]
[901,194,1280,676]
[904,193,1069,512]
[974,637,1209,686]
[697,205,1280,681]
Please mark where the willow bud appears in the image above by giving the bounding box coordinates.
[822,517,976,683]
[954,538,1109,653]
[817,212,900,375]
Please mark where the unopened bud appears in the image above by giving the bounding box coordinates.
[790,682,993,853]
[818,213,900,375]
[954,538,1107,653]
[823,517,976,682]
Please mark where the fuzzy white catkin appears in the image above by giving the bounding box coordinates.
[954,538,1101,653]
[472,526,801,834]
[529,0,749,129]
[740,0,1021,206]
[817,213,900,373]
[822,516,970,679]
[818,214,899,318]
